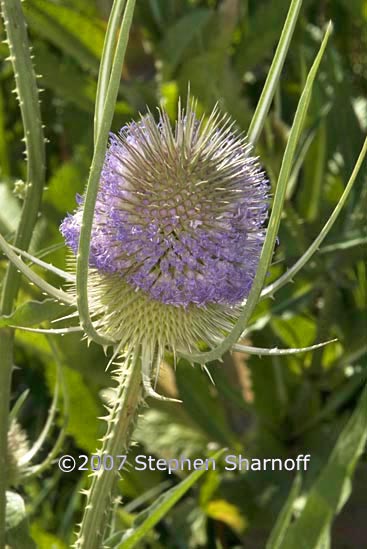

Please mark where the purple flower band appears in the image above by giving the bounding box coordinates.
[61,102,268,307]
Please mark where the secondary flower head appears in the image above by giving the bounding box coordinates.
[61,97,268,386]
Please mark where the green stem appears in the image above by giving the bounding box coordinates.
[0,0,46,313]
[76,354,143,549]
[0,0,45,545]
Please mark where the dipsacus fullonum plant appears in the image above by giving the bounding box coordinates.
[1,0,367,547]
[60,99,269,397]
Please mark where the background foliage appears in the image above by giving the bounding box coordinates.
[0,0,366,547]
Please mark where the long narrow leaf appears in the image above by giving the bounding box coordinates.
[75,0,136,346]
[0,234,73,305]
[266,475,302,549]
[233,339,336,356]
[262,135,367,299]
[278,384,367,549]
[23,0,104,73]
[183,23,333,365]
[9,244,75,282]
[94,0,126,141]
[248,0,303,145]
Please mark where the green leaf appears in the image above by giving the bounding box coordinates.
[135,408,208,459]
[33,43,97,112]
[235,0,295,75]
[299,121,327,221]
[175,360,235,447]
[295,371,367,436]
[0,299,69,328]
[24,0,105,73]
[278,384,367,549]
[266,475,301,549]
[159,9,212,75]
[179,52,251,129]
[30,523,66,549]
[45,151,90,213]
[45,363,101,454]
[262,135,367,299]
[105,449,225,549]
[270,315,317,348]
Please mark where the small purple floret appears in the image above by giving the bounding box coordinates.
[60,105,268,307]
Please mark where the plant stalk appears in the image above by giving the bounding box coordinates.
[76,354,143,549]
[0,0,45,545]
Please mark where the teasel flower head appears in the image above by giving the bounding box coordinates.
[60,97,268,397]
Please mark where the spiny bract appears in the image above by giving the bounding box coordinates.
[60,97,268,389]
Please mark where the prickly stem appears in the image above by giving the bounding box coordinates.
[74,352,143,549]
[0,1,45,546]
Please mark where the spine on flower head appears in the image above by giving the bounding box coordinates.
[61,97,268,307]
[60,95,269,388]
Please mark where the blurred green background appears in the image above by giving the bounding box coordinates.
[0,0,366,547]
